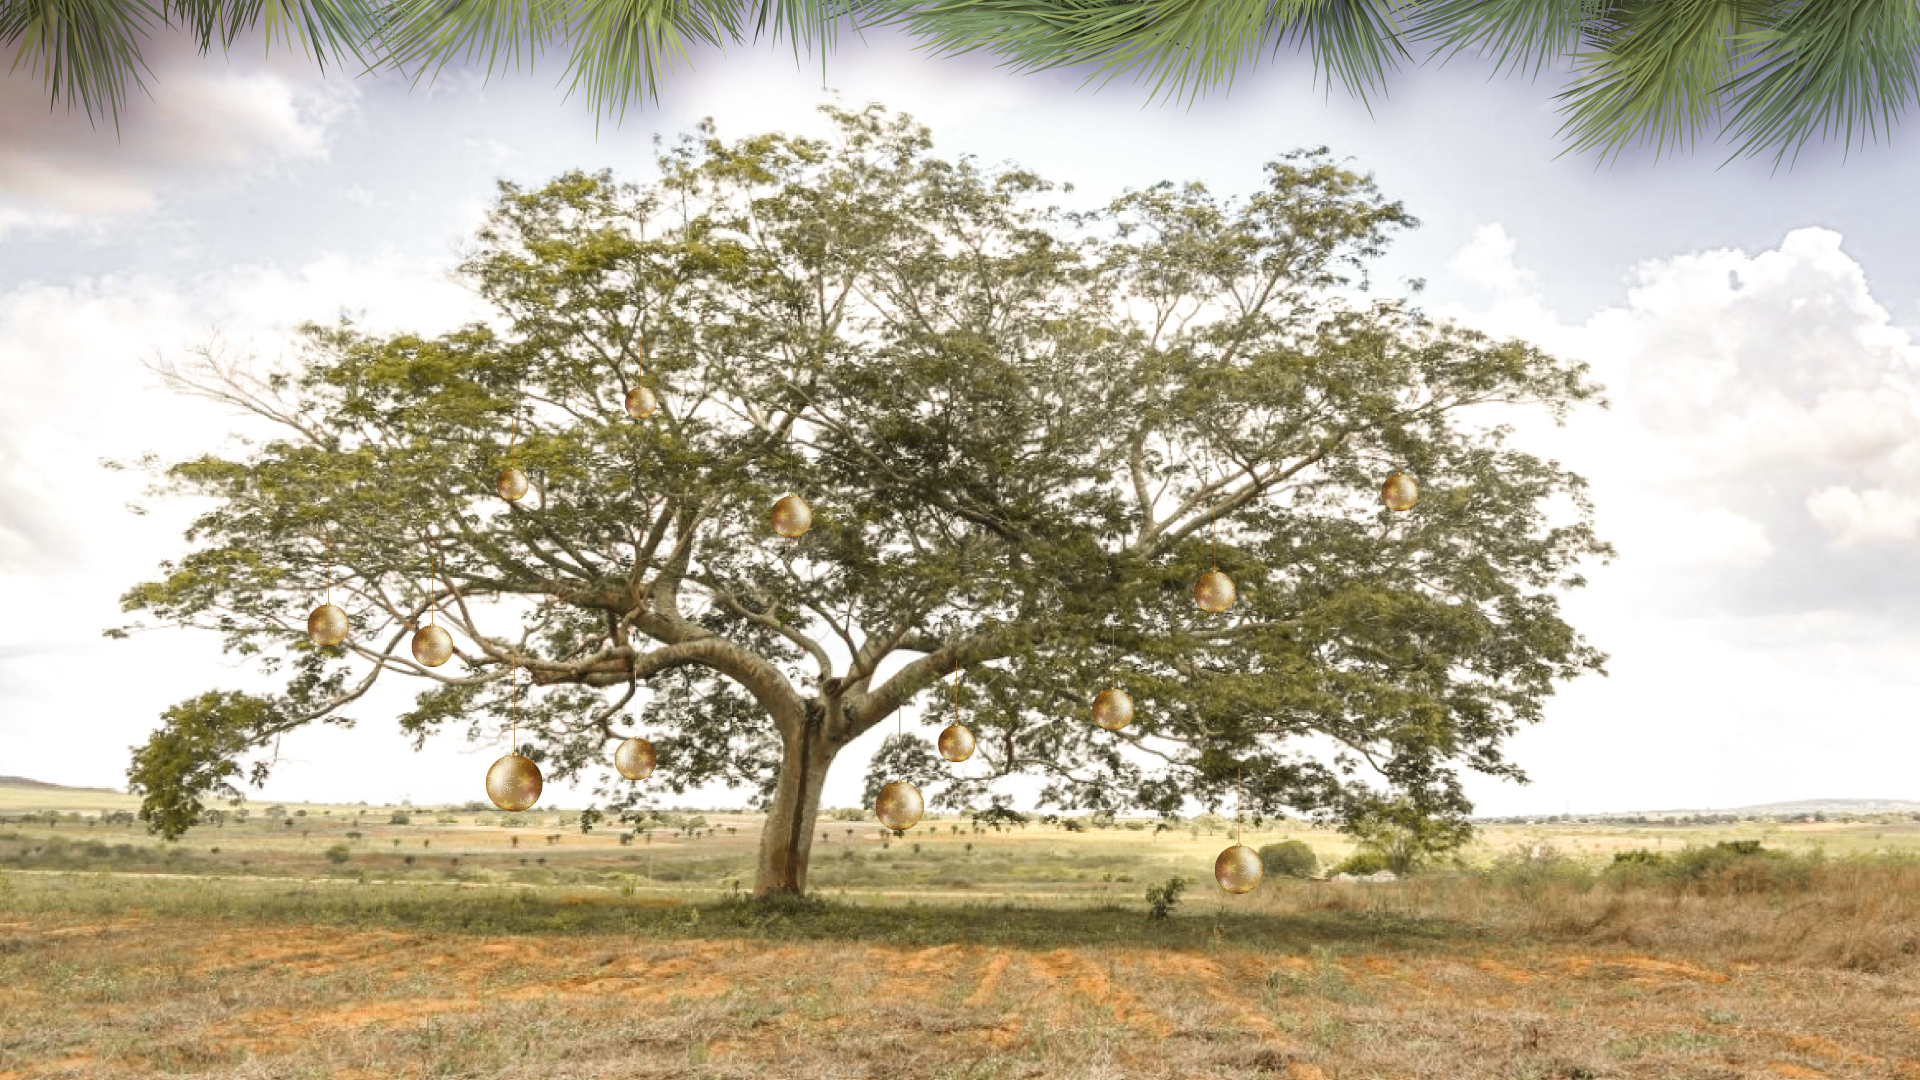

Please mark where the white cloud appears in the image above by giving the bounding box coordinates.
[1448,223,1534,295]
[1806,486,1920,547]
[0,33,354,219]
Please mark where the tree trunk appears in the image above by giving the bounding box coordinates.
[754,717,839,896]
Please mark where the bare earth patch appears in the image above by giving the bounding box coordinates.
[2,907,1917,1079]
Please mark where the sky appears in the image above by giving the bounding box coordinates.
[2,29,1919,818]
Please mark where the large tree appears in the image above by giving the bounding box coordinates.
[118,104,1607,895]
[11,0,1916,162]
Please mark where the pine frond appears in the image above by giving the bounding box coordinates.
[1408,0,1596,77]
[878,0,1406,101]
[1722,0,1920,162]
[379,0,848,118]
[1,0,377,125]
[2,0,164,122]
[1553,0,1764,159]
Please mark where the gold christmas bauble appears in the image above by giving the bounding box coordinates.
[486,753,543,812]
[614,736,657,780]
[770,493,812,538]
[410,624,453,667]
[1215,843,1264,894]
[1382,472,1418,512]
[1091,687,1134,731]
[1194,569,1236,613]
[307,603,349,646]
[875,780,924,832]
[624,386,658,419]
[497,467,530,503]
[937,724,975,762]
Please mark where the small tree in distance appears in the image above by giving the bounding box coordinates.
[117,104,1606,897]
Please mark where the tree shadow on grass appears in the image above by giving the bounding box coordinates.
[0,873,1477,956]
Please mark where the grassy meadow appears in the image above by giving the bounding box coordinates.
[2,785,1918,1078]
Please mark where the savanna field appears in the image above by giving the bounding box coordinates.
[3,785,1918,1079]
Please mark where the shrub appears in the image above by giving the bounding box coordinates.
[324,844,351,864]
[389,812,411,825]
[1258,840,1319,879]
[1328,851,1392,877]
[1145,876,1187,920]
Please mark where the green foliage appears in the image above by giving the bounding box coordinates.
[125,691,288,840]
[15,0,1919,161]
[121,104,1604,891]
[1605,841,1816,893]
[324,843,352,864]
[1258,839,1319,879]
[1340,796,1474,876]
[1144,875,1187,920]
[1328,851,1392,876]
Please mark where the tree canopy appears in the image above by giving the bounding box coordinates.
[118,103,1608,894]
[10,0,1917,162]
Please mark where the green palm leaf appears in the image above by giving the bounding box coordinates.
[1,0,378,124]
[878,0,1406,101]
[378,0,851,117]
[1552,0,1764,159]
[1722,0,1920,162]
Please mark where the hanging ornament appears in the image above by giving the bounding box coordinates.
[937,724,974,762]
[1381,472,1418,512]
[938,670,974,762]
[307,539,349,645]
[486,670,543,812]
[1381,424,1418,512]
[411,619,453,667]
[1091,625,1133,730]
[307,603,349,646]
[874,705,924,830]
[1215,843,1264,894]
[1091,687,1133,731]
[624,385,658,420]
[1193,453,1235,612]
[1194,570,1236,613]
[876,780,924,832]
[497,467,530,503]
[769,419,811,538]
[771,493,812,538]
[1214,766,1263,894]
[614,736,657,780]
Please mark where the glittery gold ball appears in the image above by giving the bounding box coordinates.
[771,493,812,539]
[497,467,530,503]
[307,603,349,646]
[937,724,975,762]
[875,780,924,832]
[1215,843,1264,894]
[624,386,658,419]
[614,736,657,780]
[410,624,453,667]
[486,753,543,812]
[1194,570,1236,613]
[1382,472,1419,512]
[1091,687,1134,731]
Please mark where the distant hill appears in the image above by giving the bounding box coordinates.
[1726,798,1920,816]
[0,776,120,794]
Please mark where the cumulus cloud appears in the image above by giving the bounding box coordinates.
[1448,223,1534,295]
[0,34,353,220]
[1445,224,1920,609]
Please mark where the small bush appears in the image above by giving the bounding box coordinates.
[1328,851,1391,877]
[389,812,411,826]
[1145,876,1187,920]
[1258,840,1319,879]
[324,844,351,865]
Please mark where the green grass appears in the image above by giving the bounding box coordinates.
[0,871,1469,954]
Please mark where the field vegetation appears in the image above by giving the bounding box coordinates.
[2,788,1918,1077]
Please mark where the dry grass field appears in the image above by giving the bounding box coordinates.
[2,789,1918,1078]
